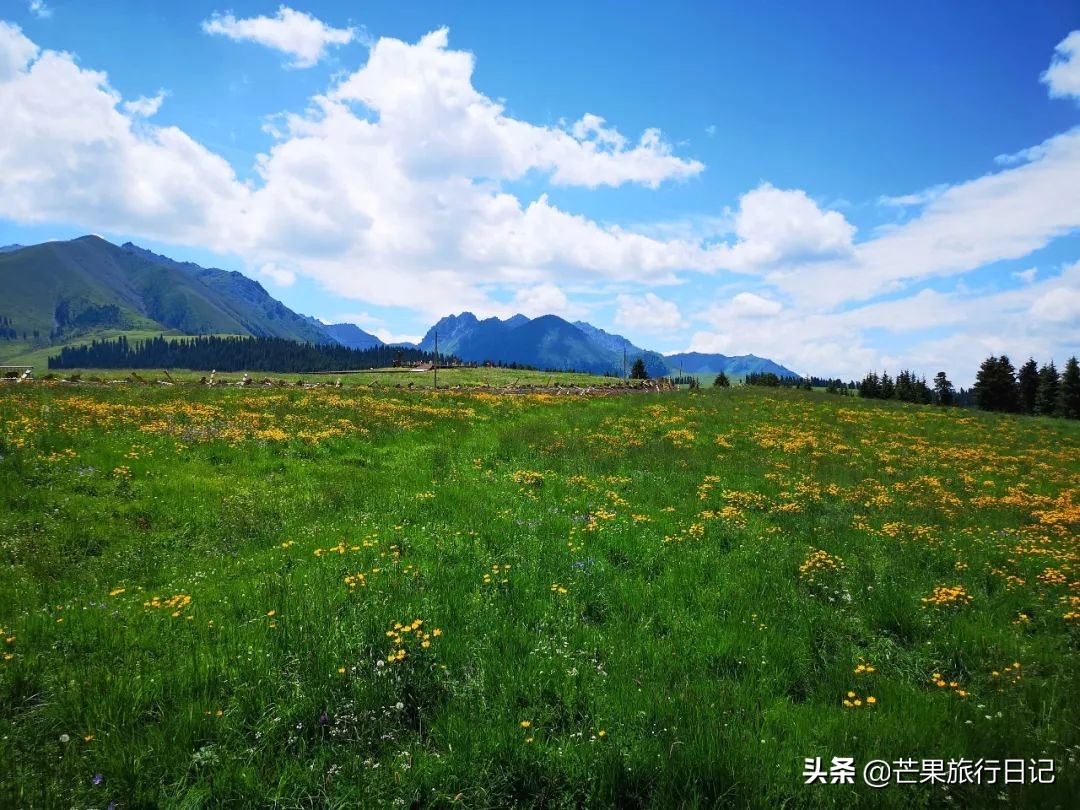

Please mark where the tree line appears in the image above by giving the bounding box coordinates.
[849,357,1079,418]
[973,356,1080,417]
[743,371,810,389]
[48,335,440,373]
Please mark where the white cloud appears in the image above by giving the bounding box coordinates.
[122,89,166,118]
[614,292,683,333]
[1041,30,1080,101]
[1012,267,1037,284]
[687,263,1080,385]
[771,128,1080,307]
[993,142,1051,166]
[327,28,702,190]
[705,124,716,137]
[730,291,782,318]
[687,331,733,354]
[372,328,423,345]
[0,23,711,320]
[511,283,570,317]
[28,1,51,20]
[721,184,855,271]
[202,6,355,69]
[1030,286,1080,323]
[326,312,383,327]
[0,22,37,81]
[877,184,948,208]
[699,291,783,328]
[0,33,247,247]
[257,263,296,286]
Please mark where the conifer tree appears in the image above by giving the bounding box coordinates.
[880,372,895,400]
[1036,361,1060,416]
[933,372,954,406]
[974,355,1020,413]
[1061,357,1080,419]
[713,372,730,388]
[1017,358,1038,415]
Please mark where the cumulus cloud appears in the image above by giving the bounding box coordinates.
[699,291,783,329]
[122,89,166,118]
[0,23,713,317]
[202,6,356,68]
[511,283,571,317]
[721,184,855,271]
[327,29,703,189]
[1041,30,1080,101]
[730,291,783,318]
[0,29,246,246]
[28,1,51,20]
[0,21,36,80]
[257,263,296,286]
[614,292,683,333]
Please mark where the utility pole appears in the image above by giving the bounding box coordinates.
[623,347,627,379]
[433,330,438,390]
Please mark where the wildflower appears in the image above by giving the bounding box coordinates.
[395,702,404,711]
[866,696,877,705]
[520,720,532,728]
[84,734,94,742]
[92,774,104,786]
[598,729,607,737]
[266,610,276,617]
[59,734,70,744]
[338,667,346,674]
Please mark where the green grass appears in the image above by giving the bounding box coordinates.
[0,385,1077,807]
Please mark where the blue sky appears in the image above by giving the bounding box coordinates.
[1,1,1078,383]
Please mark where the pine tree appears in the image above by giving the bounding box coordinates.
[629,358,648,379]
[713,372,730,388]
[974,355,1020,413]
[1036,362,1060,416]
[1017,358,1038,415]
[932,372,954,406]
[880,372,895,400]
[1061,357,1080,419]
[858,372,881,399]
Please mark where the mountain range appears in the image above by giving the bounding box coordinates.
[0,236,799,378]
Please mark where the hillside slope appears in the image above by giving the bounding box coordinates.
[0,237,334,356]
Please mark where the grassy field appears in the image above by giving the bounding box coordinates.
[0,383,1077,807]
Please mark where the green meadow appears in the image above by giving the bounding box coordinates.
[0,381,1077,808]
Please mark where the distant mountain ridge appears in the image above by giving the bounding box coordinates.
[320,322,383,350]
[417,311,799,378]
[0,236,800,377]
[664,351,799,379]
